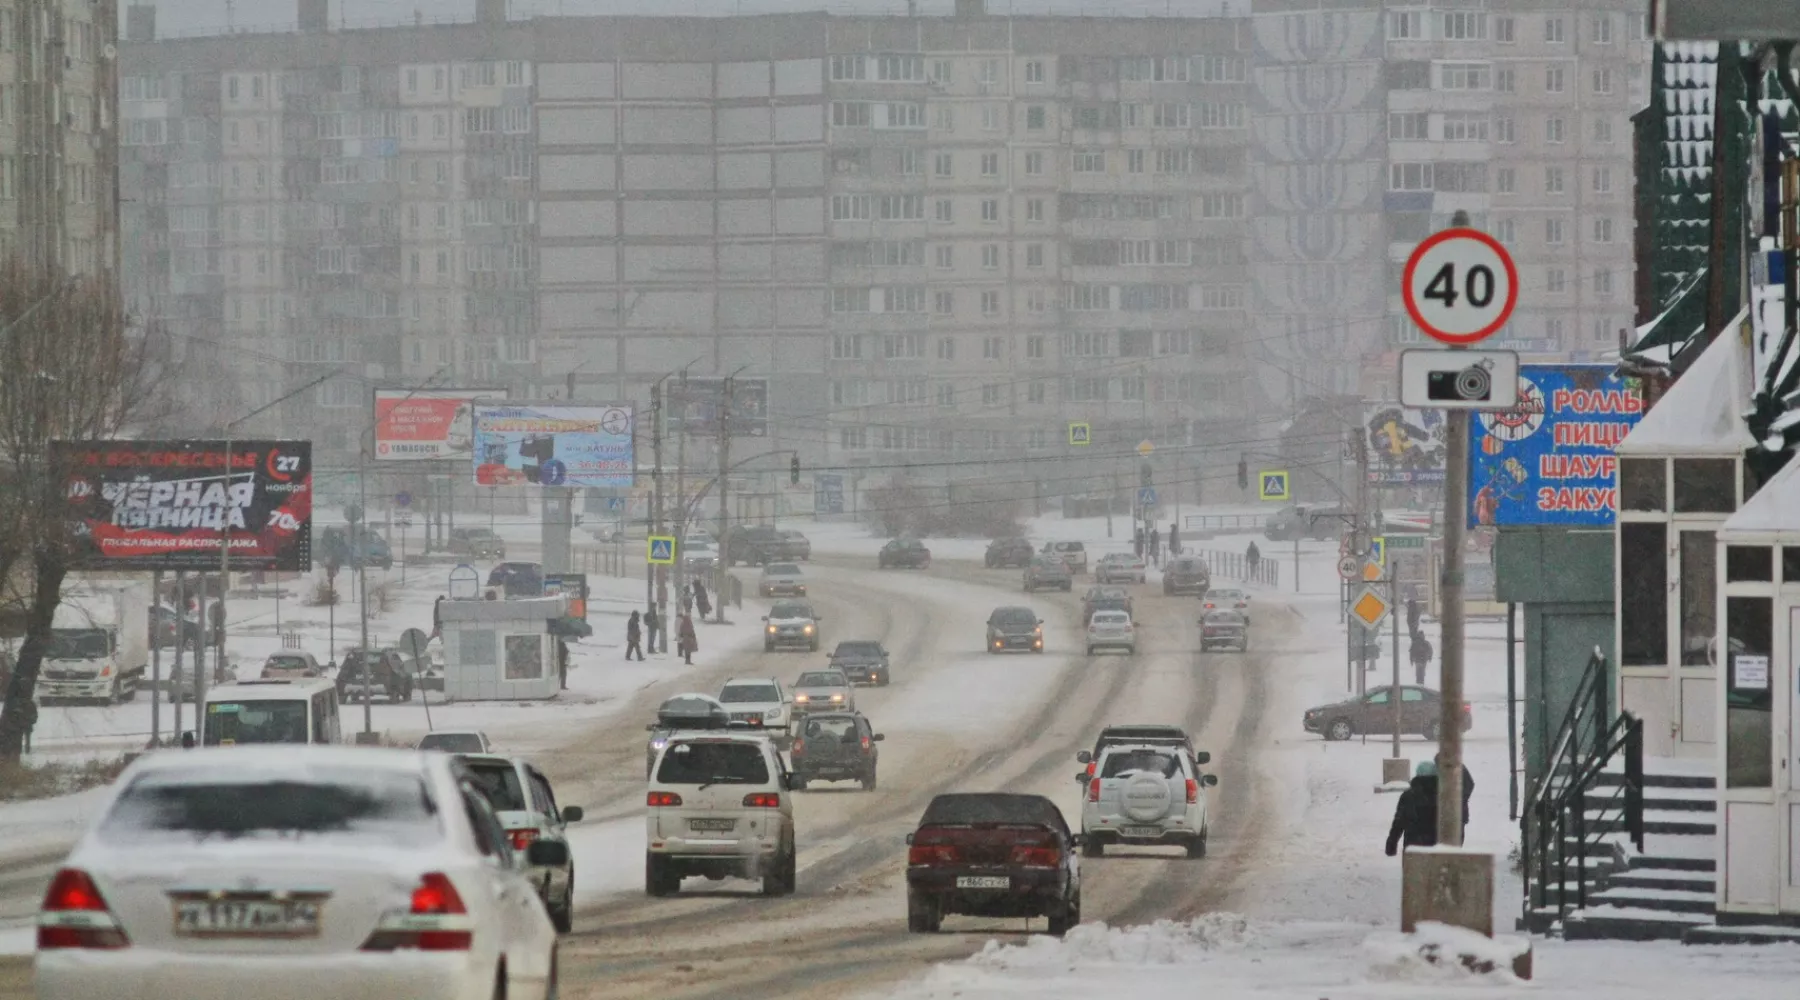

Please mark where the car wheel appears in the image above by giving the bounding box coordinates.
[791,775,808,791]
[1185,835,1208,859]
[1422,719,1442,742]
[110,678,123,703]
[1081,838,1102,858]
[1085,645,1094,656]
[764,642,775,653]
[645,853,678,897]
[861,769,877,791]
[1326,718,1354,742]
[550,870,574,933]
[906,888,942,933]
[1046,897,1080,937]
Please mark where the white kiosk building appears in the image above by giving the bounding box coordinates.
[437,596,569,702]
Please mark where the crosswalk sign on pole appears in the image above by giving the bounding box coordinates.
[1137,487,1158,507]
[1257,470,1290,502]
[1068,422,1091,446]
[647,536,676,565]
[1370,537,1386,567]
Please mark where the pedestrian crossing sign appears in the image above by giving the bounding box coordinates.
[1257,470,1289,502]
[1068,422,1091,446]
[1369,537,1386,567]
[647,536,676,565]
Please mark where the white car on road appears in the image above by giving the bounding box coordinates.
[1078,743,1216,858]
[34,746,560,1000]
[645,731,797,897]
[1085,610,1137,656]
[717,677,791,735]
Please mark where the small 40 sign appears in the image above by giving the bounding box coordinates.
[1402,228,1519,346]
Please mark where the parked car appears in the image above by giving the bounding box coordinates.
[878,537,932,569]
[985,537,1036,569]
[905,793,1082,935]
[1163,556,1212,596]
[417,730,492,753]
[829,640,892,686]
[1023,556,1073,592]
[758,563,808,597]
[986,606,1044,653]
[1085,610,1137,656]
[260,651,324,679]
[457,753,585,932]
[319,525,393,569]
[486,561,544,598]
[335,647,415,703]
[447,527,507,560]
[1078,743,1215,857]
[1200,610,1249,652]
[1041,541,1088,575]
[1303,685,1472,742]
[790,711,882,790]
[776,530,812,561]
[1094,553,1147,584]
[724,525,785,566]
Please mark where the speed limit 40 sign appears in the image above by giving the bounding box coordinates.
[1402,228,1519,345]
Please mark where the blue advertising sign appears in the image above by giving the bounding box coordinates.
[814,473,844,515]
[472,405,635,489]
[1468,364,1644,527]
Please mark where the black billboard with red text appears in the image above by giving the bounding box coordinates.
[55,440,313,571]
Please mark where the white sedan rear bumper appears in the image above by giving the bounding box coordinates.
[36,949,512,1000]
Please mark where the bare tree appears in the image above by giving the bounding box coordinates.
[0,259,158,760]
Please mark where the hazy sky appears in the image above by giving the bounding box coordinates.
[153,0,1239,37]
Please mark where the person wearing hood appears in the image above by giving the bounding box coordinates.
[1385,759,1476,855]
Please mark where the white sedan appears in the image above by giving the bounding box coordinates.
[35,746,560,1000]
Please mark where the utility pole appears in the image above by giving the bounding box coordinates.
[673,372,689,609]
[649,381,664,619]
[1436,208,1474,848]
[714,376,734,623]
[1354,428,1371,695]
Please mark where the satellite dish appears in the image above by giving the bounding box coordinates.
[102,43,117,60]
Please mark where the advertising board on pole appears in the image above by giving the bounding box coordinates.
[814,473,845,515]
[667,378,769,437]
[55,440,313,571]
[472,405,635,488]
[1467,364,1645,527]
[1365,405,1447,486]
[372,389,504,462]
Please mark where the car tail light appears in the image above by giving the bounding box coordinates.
[860,735,872,752]
[743,792,781,808]
[1009,844,1062,867]
[791,738,805,754]
[38,869,129,950]
[1186,779,1199,805]
[362,873,472,951]
[1085,761,1097,779]
[908,843,960,865]
[508,828,538,852]
[1088,778,1101,802]
[647,791,683,807]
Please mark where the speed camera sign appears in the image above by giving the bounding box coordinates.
[1402,228,1519,345]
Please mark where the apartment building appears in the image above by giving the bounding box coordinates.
[0,0,118,277]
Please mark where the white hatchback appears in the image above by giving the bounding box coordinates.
[1078,743,1216,858]
[35,746,559,1000]
[1085,610,1137,656]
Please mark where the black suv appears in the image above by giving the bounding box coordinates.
[879,538,932,569]
[790,711,883,790]
[828,640,892,686]
[449,527,506,560]
[487,561,544,598]
[986,606,1044,653]
[984,537,1035,568]
[1162,556,1212,596]
[906,793,1082,936]
[725,525,784,566]
[336,647,414,703]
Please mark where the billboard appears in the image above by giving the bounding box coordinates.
[1468,365,1645,527]
[1657,0,1800,40]
[814,473,845,515]
[472,405,634,488]
[667,377,769,437]
[372,388,504,462]
[55,440,313,571]
[1365,405,1447,486]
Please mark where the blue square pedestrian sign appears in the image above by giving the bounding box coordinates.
[1137,487,1157,507]
[1369,537,1386,567]
[1068,422,1091,446]
[647,536,676,565]
[1258,470,1290,502]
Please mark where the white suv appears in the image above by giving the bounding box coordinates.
[1085,610,1137,656]
[717,677,791,737]
[646,732,797,897]
[1078,743,1216,858]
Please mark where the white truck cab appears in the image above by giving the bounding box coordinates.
[38,581,151,704]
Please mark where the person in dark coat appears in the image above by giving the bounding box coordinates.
[1385,759,1476,855]
[1245,540,1261,570]
[677,613,698,665]
[644,605,661,654]
[1148,526,1160,565]
[1133,529,1144,559]
[1409,632,1434,685]
[557,639,569,689]
[694,580,711,620]
[1168,523,1181,557]
[625,611,644,661]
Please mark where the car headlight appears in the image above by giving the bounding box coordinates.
[767,625,777,633]
[795,693,809,702]
[651,737,668,750]
[803,624,814,633]
[830,693,843,702]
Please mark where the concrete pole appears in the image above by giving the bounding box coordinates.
[714,377,733,623]
[1436,406,1469,847]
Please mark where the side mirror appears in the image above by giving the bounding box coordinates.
[646,723,660,732]
[180,731,196,749]
[561,806,584,823]
[761,616,769,621]
[1202,774,1219,787]
[872,734,885,742]
[525,839,570,868]
[1074,750,1092,764]
[1070,833,1084,847]
[1074,771,1091,784]
[1037,619,1044,625]
[1195,751,1212,765]
[904,832,915,845]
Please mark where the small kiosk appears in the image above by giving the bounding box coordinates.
[438,595,569,701]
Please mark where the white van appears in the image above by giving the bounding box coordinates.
[196,678,342,747]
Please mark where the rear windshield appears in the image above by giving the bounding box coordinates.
[263,655,312,672]
[418,733,485,753]
[920,794,1063,828]
[796,671,845,687]
[764,564,800,575]
[100,768,440,846]
[1103,750,1180,779]
[770,603,812,618]
[462,760,528,811]
[656,740,770,785]
[721,684,780,704]
[834,642,881,656]
[799,717,858,742]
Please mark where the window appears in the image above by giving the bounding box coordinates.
[1620,458,1666,511]
[1545,267,1567,294]
[934,106,954,131]
[1025,151,1044,176]
[883,333,925,358]
[831,288,870,313]
[1442,12,1486,39]
[1593,217,1615,243]
[1155,149,1193,175]
[832,194,873,221]
[1496,15,1516,42]
[1592,67,1614,95]
[1195,102,1244,129]
[1497,167,1516,193]
[1545,218,1565,245]
[1068,285,1112,312]
[1026,105,1047,131]
[1494,218,1515,244]
[878,194,924,220]
[883,287,926,313]
[1436,163,1486,192]
[504,60,527,86]
[831,380,870,406]
[1198,286,1244,309]
[1673,459,1736,513]
[877,54,924,82]
[981,244,1000,269]
[981,290,1001,315]
[931,59,952,84]
[981,105,1002,131]
[1194,55,1246,82]
[1442,113,1488,141]
[933,290,954,315]
[1544,66,1567,95]
[1545,166,1565,194]
[980,152,1000,177]
[1199,193,1243,218]
[1726,596,1773,789]
[979,58,1000,84]
[935,383,955,408]
[1025,60,1045,84]
[982,336,1005,360]
[977,384,1002,406]
[1026,198,1045,223]
[1154,103,1190,129]
[935,199,953,223]
[1439,63,1491,90]
[1495,116,1516,143]
[1590,14,1613,44]
[934,152,953,178]
[1592,166,1613,195]
[1593,117,1614,143]
[831,102,871,128]
[830,55,867,81]
[1387,62,1431,89]
[1074,150,1106,173]
[1545,116,1566,143]
[1027,337,1045,360]
[1620,522,1667,666]
[1594,268,1614,296]
[980,199,999,223]
[1027,429,1048,450]
[1389,112,1429,140]
[839,426,867,450]
[897,149,920,175]
[1495,67,1516,92]
[879,103,924,129]
[1389,162,1434,191]
[1545,16,1566,43]
[1127,149,1147,174]
[1389,10,1423,39]
[934,245,954,269]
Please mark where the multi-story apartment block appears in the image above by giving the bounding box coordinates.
[0,0,118,277]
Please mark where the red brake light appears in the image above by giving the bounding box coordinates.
[647,791,683,807]
[1088,778,1101,802]
[507,829,538,852]
[791,738,805,754]
[410,872,467,915]
[908,844,960,864]
[1186,779,1199,805]
[743,792,781,808]
[1009,845,1062,868]
[1085,761,1096,778]
[363,873,471,951]
[38,869,128,950]
[860,736,872,751]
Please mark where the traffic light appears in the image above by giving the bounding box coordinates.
[1139,461,1153,488]
[790,455,801,485]
[1237,454,1248,491]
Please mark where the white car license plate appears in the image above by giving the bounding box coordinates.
[955,876,1010,890]
[173,898,321,938]
[689,818,737,832]
[1122,826,1164,838]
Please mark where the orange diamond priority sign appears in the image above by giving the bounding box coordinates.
[1351,587,1391,631]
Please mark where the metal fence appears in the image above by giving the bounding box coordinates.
[1180,513,1269,536]
[1195,549,1278,588]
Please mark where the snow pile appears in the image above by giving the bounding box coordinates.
[966,913,1258,971]
[1363,922,1527,986]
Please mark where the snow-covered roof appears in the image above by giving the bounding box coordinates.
[1617,320,1757,456]
[1719,451,1800,539]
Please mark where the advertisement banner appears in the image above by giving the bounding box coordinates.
[667,377,769,437]
[814,473,845,515]
[55,440,313,571]
[472,405,634,488]
[372,388,504,462]
[1365,405,1447,486]
[1468,364,1644,527]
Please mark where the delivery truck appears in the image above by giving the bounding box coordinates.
[38,579,151,704]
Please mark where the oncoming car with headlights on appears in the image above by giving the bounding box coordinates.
[762,600,822,652]
[790,669,855,715]
[986,606,1045,653]
[33,746,560,1000]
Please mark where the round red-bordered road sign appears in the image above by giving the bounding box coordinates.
[1402,228,1519,346]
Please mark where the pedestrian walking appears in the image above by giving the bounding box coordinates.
[693,580,711,620]
[20,698,36,755]
[430,595,445,640]
[1148,526,1160,562]
[1406,597,1422,636]
[1245,540,1261,581]
[1384,758,1475,856]
[626,610,645,661]
[677,613,698,665]
[680,583,694,617]
[557,639,569,689]
[644,605,662,654]
[1168,523,1181,557]
[1133,528,1144,559]
[1409,631,1434,685]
